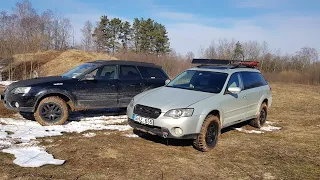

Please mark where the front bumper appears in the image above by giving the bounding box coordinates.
[128,118,198,139]
[1,92,36,112]
[127,105,202,139]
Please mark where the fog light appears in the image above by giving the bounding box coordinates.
[174,128,183,136]
[15,102,19,108]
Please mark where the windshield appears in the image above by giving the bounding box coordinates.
[167,70,228,93]
[62,63,98,79]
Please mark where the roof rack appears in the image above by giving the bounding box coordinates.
[192,58,259,69]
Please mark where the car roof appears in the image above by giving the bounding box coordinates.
[88,60,161,68]
[188,66,261,74]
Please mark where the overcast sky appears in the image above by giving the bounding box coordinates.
[2,0,320,56]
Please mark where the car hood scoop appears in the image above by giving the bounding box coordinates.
[137,87,214,112]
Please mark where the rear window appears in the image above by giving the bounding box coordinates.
[241,72,268,90]
[137,66,167,79]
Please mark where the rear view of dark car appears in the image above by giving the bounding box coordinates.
[0,60,169,126]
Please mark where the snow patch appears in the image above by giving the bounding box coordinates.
[123,134,139,138]
[0,115,131,167]
[2,147,65,167]
[234,122,281,134]
[234,128,265,134]
[83,132,96,137]
[0,81,16,86]
[260,125,282,132]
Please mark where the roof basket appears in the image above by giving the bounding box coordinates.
[192,59,259,69]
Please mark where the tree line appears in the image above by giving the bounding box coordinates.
[199,39,320,84]
[82,16,170,55]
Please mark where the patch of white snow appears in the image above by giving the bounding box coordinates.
[123,134,139,138]
[260,125,282,131]
[2,147,65,167]
[0,115,131,167]
[234,128,264,134]
[83,132,96,137]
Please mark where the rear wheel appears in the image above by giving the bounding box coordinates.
[249,102,268,128]
[193,115,221,152]
[19,112,35,121]
[34,97,69,126]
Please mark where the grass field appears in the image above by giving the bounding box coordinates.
[0,83,319,180]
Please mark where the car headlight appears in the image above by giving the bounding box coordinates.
[164,108,194,118]
[11,87,31,94]
[129,98,134,108]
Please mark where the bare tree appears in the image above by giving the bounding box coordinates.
[81,21,93,51]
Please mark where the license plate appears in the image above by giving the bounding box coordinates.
[132,114,154,126]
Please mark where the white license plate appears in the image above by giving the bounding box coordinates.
[132,114,154,126]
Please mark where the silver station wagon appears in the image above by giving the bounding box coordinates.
[127,59,272,151]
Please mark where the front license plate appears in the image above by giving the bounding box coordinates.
[132,114,154,126]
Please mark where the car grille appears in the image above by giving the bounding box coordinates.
[134,104,161,119]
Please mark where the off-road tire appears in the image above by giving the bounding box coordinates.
[34,96,69,126]
[19,112,35,121]
[193,115,221,152]
[249,102,268,128]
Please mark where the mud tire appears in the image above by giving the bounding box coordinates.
[193,115,221,152]
[34,96,69,126]
[249,102,268,128]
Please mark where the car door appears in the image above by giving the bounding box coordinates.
[221,72,248,126]
[137,66,168,90]
[240,72,264,119]
[74,65,118,109]
[118,65,144,107]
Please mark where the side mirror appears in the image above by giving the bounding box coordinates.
[228,87,241,94]
[165,79,171,85]
[83,74,95,81]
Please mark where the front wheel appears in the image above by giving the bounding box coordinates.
[193,115,221,152]
[34,97,69,126]
[249,102,268,128]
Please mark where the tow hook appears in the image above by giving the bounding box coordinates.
[162,132,168,138]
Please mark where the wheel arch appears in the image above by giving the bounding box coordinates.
[33,90,76,112]
[196,109,222,133]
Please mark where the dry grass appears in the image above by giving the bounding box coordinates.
[0,83,319,179]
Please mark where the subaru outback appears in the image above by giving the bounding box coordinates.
[1,60,169,126]
[127,59,272,151]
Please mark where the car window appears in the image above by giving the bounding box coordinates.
[119,65,142,80]
[137,66,167,79]
[87,65,116,80]
[167,70,228,93]
[241,72,268,90]
[227,73,240,88]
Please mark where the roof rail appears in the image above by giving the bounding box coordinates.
[192,58,259,69]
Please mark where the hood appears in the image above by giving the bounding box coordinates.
[136,87,215,112]
[7,76,69,90]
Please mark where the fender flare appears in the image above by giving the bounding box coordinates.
[32,89,76,112]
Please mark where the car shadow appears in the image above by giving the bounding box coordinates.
[67,108,127,122]
[133,120,252,148]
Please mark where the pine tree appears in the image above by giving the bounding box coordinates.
[108,18,122,54]
[119,21,131,51]
[152,22,170,55]
[233,41,244,60]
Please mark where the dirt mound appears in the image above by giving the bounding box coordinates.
[2,50,117,79]
[40,50,116,76]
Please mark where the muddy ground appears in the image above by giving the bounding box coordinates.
[0,83,319,180]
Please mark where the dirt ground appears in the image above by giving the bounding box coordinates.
[0,83,319,180]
